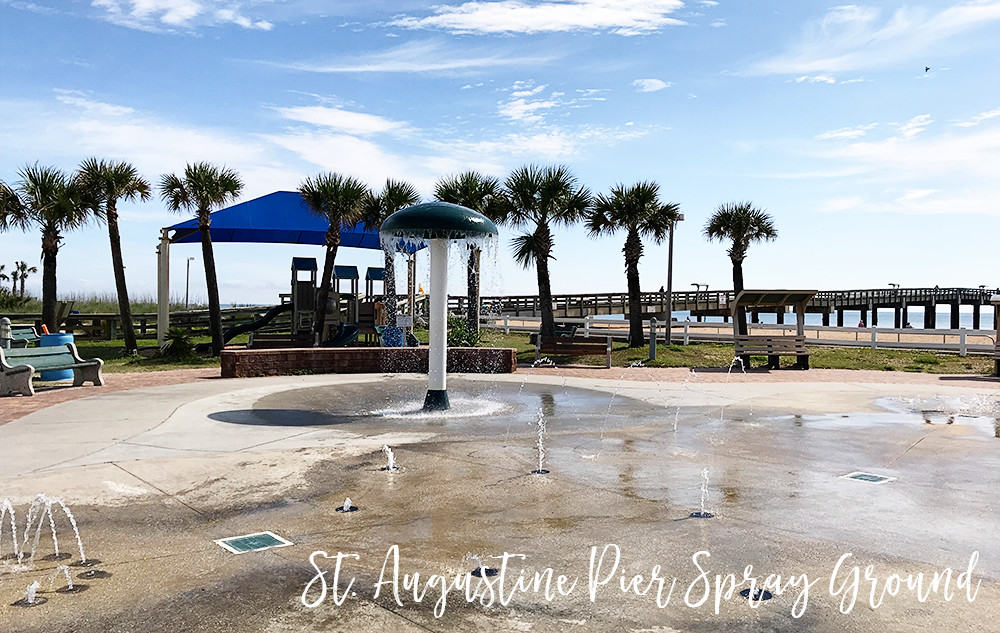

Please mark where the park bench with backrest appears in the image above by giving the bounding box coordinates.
[734,334,809,369]
[533,334,613,369]
[0,343,104,396]
[11,325,40,348]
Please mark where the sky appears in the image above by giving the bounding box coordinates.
[1,0,999,305]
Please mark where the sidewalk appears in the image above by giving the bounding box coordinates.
[0,367,218,426]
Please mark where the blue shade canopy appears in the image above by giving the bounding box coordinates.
[166,191,383,249]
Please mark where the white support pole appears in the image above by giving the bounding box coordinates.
[959,328,967,357]
[156,229,171,345]
[424,239,450,410]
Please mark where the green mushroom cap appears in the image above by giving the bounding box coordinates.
[380,201,499,241]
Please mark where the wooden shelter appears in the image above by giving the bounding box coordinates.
[730,290,818,369]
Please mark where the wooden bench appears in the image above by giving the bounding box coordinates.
[0,343,104,396]
[534,335,613,368]
[11,325,39,348]
[734,335,809,369]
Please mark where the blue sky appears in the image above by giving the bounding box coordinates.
[1,0,999,305]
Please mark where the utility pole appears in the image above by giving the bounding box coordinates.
[185,257,195,309]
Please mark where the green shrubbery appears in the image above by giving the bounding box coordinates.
[0,288,28,312]
[160,327,195,360]
[447,315,480,347]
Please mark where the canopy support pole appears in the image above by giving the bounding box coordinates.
[407,253,416,318]
[156,229,170,344]
[423,239,449,411]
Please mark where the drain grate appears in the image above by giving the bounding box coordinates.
[840,471,896,485]
[215,531,293,554]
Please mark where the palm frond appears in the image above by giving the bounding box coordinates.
[703,201,778,261]
[159,173,190,213]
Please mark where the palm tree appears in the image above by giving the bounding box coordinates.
[587,182,681,347]
[0,166,93,330]
[78,158,151,354]
[361,179,421,328]
[504,165,591,339]
[0,264,9,294]
[15,260,37,297]
[434,171,509,335]
[703,201,778,339]
[297,173,369,340]
[159,163,243,356]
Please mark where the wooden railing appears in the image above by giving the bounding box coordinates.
[482,316,997,356]
[4,306,272,341]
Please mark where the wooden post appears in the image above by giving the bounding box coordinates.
[950,301,961,330]
[795,302,808,369]
[973,303,981,330]
[837,309,844,327]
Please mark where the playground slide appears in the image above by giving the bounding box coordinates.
[325,323,359,347]
[223,303,294,344]
[196,304,293,352]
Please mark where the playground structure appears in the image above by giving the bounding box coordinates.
[157,191,425,349]
[225,257,422,349]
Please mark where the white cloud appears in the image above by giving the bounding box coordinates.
[54,89,135,116]
[897,114,933,138]
[793,74,836,85]
[265,40,553,74]
[810,114,1000,216]
[751,2,1000,75]
[494,82,607,124]
[498,97,559,123]
[0,93,296,201]
[510,82,547,98]
[816,122,878,141]
[273,106,408,136]
[91,0,274,31]
[955,107,1000,127]
[699,1,719,6]
[632,78,671,92]
[389,0,686,36]
[710,19,725,28]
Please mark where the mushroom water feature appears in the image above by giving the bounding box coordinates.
[380,201,499,411]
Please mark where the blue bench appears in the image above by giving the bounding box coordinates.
[0,343,104,396]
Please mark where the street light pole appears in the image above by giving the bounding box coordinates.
[185,257,195,309]
[664,213,684,346]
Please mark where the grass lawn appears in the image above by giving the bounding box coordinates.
[476,331,995,374]
[73,335,246,373]
[67,330,993,375]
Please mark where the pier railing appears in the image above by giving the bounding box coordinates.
[482,316,997,356]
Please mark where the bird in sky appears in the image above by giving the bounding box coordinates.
[925,66,931,72]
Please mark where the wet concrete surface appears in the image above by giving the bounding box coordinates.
[1,374,998,631]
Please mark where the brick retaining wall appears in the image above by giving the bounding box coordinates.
[220,347,517,378]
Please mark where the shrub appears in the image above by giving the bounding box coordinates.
[160,327,195,360]
[447,315,480,347]
[0,288,28,312]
